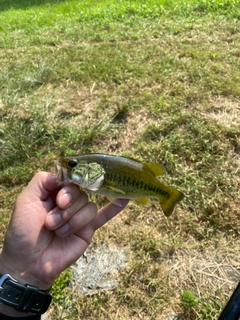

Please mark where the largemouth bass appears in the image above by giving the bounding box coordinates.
[55,154,184,217]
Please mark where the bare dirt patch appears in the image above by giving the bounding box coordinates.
[71,243,127,296]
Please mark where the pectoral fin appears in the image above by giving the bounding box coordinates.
[106,186,126,195]
[135,197,150,206]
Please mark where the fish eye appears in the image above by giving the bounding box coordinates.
[68,160,77,168]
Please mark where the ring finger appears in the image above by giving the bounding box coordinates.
[45,190,89,230]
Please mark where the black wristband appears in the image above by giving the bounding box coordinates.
[0,312,41,320]
[0,274,52,315]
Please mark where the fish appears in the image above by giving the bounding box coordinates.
[55,154,184,217]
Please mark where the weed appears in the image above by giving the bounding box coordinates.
[181,289,198,309]
[51,268,72,305]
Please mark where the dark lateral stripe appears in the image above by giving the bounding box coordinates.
[107,173,170,199]
[127,180,170,199]
[147,184,170,198]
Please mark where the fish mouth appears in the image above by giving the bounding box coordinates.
[54,159,105,191]
[54,160,69,187]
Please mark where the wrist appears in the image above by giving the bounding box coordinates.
[0,273,52,316]
[0,255,51,291]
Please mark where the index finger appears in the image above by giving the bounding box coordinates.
[91,199,129,231]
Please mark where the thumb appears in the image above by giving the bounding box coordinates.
[19,172,57,202]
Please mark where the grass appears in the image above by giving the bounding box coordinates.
[0,0,240,319]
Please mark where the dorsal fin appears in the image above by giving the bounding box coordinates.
[143,162,165,177]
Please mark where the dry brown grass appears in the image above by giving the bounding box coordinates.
[200,96,240,128]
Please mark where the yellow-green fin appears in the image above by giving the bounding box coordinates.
[143,162,165,177]
[135,197,150,206]
[159,187,184,217]
[106,186,126,195]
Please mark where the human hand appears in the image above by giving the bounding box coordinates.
[0,172,128,292]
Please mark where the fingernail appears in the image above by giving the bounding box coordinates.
[55,223,69,237]
[59,193,72,208]
[50,213,62,226]
[112,199,125,207]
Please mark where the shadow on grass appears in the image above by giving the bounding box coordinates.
[0,0,66,11]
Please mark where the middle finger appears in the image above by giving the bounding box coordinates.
[45,188,88,230]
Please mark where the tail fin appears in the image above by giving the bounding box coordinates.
[159,187,184,217]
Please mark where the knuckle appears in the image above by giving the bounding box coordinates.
[85,202,98,216]
[62,206,74,220]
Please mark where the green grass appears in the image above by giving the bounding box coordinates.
[0,1,240,319]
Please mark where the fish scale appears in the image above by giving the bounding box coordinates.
[104,167,170,199]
